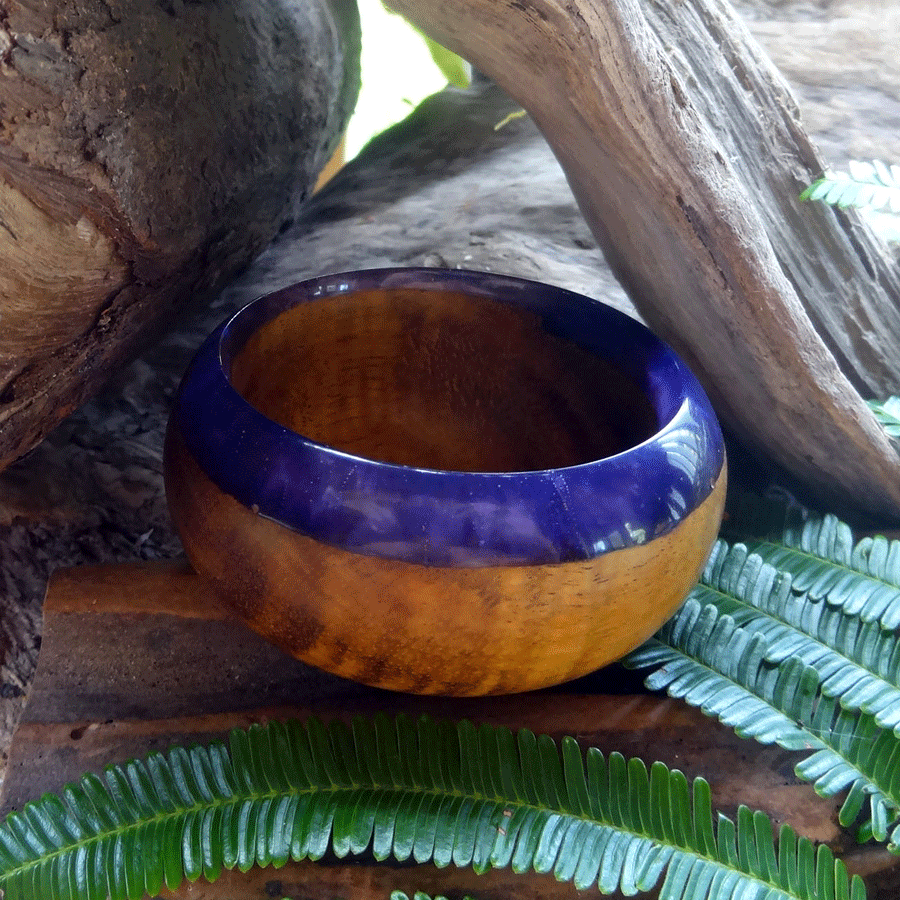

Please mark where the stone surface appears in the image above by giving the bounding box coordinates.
[740,0,900,163]
[0,0,898,780]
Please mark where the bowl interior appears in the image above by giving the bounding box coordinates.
[231,289,657,472]
[228,287,659,473]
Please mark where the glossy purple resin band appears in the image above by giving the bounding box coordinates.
[172,268,725,567]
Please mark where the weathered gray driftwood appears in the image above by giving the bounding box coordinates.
[0,0,359,470]
[390,0,900,519]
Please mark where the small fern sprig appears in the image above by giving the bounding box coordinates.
[868,397,900,439]
[722,491,900,629]
[0,714,863,900]
[801,160,900,215]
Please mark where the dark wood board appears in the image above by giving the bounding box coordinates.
[2,561,898,898]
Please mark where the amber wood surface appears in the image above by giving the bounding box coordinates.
[2,560,899,898]
[231,289,657,471]
[389,0,900,521]
[165,423,727,696]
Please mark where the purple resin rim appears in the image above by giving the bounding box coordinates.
[171,268,725,567]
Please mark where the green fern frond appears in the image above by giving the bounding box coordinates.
[625,598,900,847]
[0,715,864,900]
[723,491,900,630]
[868,396,900,439]
[699,540,900,733]
[628,598,826,750]
[801,160,900,214]
[627,495,900,846]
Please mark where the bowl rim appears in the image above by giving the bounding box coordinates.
[170,267,725,566]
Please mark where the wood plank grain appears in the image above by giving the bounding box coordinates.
[43,560,227,618]
[2,561,898,898]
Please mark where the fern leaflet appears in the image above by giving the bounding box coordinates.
[0,714,863,900]
[626,598,900,845]
[700,539,900,733]
[625,511,900,849]
[392,893,477,900]
[869,396,900,439]
[801,160,900,214]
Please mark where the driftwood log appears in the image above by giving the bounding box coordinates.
[389,0,900,520]
[0,0,359,469]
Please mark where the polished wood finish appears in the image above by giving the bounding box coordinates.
[166,426,727,695]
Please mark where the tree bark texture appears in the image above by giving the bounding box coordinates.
[0,0,359,469]
[390,0,900,519]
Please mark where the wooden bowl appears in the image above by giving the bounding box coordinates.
[164,268,726,695]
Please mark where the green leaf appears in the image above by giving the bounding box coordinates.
[391,891,478,900]
[868,397,900,439]
[723,491,900,630]
[0,715,859,900]
[421,33,470,88]
[699,539,900,735]
[801,161,900,214]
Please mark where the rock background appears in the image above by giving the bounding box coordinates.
[0,0,898,781]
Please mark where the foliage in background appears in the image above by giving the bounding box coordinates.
[378,2,470,89]
[802,161,900,214]
[868,396,900,439]
[801,161,900,244]
[392,893,473,900]
[414,29,470,89]
[345,1,470,159]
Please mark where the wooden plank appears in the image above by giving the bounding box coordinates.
[2,561,898,898]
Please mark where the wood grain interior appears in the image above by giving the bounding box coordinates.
[230,288,658,472]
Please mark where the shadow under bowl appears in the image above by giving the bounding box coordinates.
[165,268,726,696]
